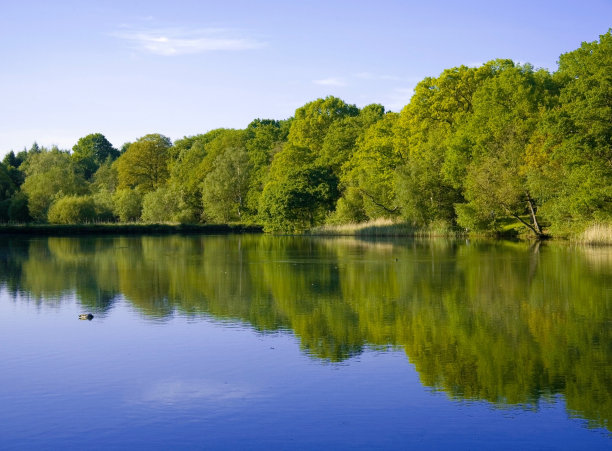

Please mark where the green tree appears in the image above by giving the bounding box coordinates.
[115,134,172,193]
[72,133,119,180]
[140,187,183,223]
[395,64,498,226]
[112,188,143,222]
[318,104,385,174]
[453,63,557,236]
[91,159,119,193]
[340,112,403,219]
[166,135,208,222]
[2,151,26,187]
[20,148,88,222]
[287,96,359,153]
[244,119,289,216]
[8,192,30,222]
[91,189,116,222]
[202,147,252,222]
[526,30,612,233]
[166,129,248,222]
[0,163,18,222]
[259,145,338,232]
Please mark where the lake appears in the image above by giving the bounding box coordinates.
[0,234,610,449]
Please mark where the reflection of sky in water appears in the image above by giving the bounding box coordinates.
[139,379,258,405]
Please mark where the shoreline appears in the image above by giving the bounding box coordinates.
[0,223,264,236]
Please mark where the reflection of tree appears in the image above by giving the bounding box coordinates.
[0,236,609,429]
[257,237,363,361]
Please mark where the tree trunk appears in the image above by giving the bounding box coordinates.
[526,194,542,236]
[499,199,545,239]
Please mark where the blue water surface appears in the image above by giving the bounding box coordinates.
[0,235,610,450]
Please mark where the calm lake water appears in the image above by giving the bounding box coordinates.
[0,234,610,449]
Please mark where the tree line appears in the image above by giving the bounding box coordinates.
[1,31,610,236]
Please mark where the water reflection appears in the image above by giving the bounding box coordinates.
[0,235,610,430]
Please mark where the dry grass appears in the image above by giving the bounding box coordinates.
[576,223,612,245]
[309,218,462,237]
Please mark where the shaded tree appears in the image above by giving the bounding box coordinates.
[72,133,119,180]
[260,145,338,232]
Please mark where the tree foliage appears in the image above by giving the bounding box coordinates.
[112,188,143,222]
[20,148,88,222]
[202,147,252,223]
[72,133,120,180]
[115,134,172,193]
[288,96,359,153]
[526,30,612,232]
[260,145,338,232]
[47,195,97,224]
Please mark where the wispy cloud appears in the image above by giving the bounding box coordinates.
[112,26,265,56]
[354,72,401,81]
[313,77,347,87]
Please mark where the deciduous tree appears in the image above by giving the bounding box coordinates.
[115,134,172,193]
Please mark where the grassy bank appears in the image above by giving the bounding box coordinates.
[0,223,264,236]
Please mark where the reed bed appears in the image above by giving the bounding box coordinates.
[309,219,464,237]
[575,223,612,245]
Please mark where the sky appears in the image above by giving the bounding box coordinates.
[0,0,611,155]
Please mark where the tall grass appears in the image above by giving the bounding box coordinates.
[576,223,612,245]
[309,218,464,237]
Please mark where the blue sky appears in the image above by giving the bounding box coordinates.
[1,0,610,154]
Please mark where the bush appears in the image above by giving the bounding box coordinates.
[92,189,116,222]
[112,188,143,222]
[47,195,97,224]
[141,187,181,223]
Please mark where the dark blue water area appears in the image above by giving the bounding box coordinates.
[0,294,609,450]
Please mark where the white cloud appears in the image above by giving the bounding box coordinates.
[313,77,347,87]
[354,72,400,81]
[113,27,265,56]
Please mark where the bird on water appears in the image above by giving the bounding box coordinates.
[79,313,94,320]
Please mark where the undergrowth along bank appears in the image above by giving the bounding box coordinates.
[0,223,263,236]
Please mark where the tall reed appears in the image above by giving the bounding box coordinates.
[576,223,612,245]
[309,219,463,237]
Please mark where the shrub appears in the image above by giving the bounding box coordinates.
[47,195,97,224]
[112,188,143,222]
[92,189,116,222]
[141,187,181,223]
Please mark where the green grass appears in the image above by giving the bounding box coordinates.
[0,222,263,236]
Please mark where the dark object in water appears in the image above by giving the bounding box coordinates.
[79,313,94,321]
